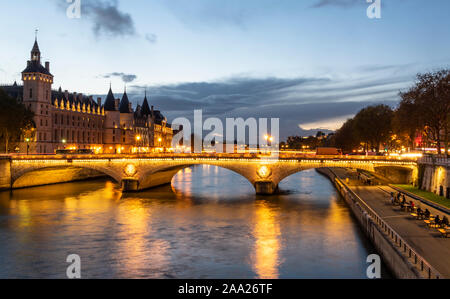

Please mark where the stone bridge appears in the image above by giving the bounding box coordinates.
[0,155,418,195]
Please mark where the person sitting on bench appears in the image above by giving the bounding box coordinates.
[417,207,423,218]
[435,215,441,227]
[442,216,449,228]
[424,209,431,219]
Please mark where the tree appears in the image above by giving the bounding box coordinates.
[353,105,393,153]
[393,96,421,150]
[334,118,359,153]
[0,89,35,153]
[399,70,450,154]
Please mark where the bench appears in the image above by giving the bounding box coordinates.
[411,213,418,219]
[424,220,439,228]
[438,229,449,238]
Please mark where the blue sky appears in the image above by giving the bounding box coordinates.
[1,0,449,138]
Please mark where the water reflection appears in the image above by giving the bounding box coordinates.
[0,166,385,278]
[252,201,281,279]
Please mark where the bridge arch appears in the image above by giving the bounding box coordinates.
[274,164,417,188]
[11,164,123,189]
[136,162,257,191]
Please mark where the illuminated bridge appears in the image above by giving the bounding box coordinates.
[0,154,418,195]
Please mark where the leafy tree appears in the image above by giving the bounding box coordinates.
[0,89,35,153]
[400,70,450,154]
[353,105,393,153]
[334,118,359,153]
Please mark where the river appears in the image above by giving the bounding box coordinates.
[0,166,389,278]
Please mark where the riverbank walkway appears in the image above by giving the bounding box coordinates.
[330,168,450,278]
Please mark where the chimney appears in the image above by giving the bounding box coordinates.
[97,97,102,107]
[45,62,50,72]
[64,90,69,100]
[114,99,119,110]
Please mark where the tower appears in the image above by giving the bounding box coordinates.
[22,35,54,153]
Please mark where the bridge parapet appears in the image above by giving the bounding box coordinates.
[419,155,450,167]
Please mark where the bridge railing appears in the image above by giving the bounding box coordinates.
[419,155,450,166]
[7,152,418,163]
[328,169,442,279]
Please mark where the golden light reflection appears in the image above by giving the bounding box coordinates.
[252,201,281,279]
[116,198,169,277]
[171,167,194,202]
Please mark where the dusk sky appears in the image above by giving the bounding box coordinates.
[1,0,450,139]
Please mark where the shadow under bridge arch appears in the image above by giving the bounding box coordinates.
[135,163,258,192]
[11,164,122,189]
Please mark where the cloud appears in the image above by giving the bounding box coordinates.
[164,0,250,28]
[119,67,413,139]
[145,33,158,44]
[299,114,354,131]
[103,72,137,83]
[311,0,364,8]
[57,0,136,37]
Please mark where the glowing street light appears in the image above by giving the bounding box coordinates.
[136,136,142,154]
[25,138,30,155]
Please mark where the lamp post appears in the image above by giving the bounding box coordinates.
[264,134,273,146]
[136,135,141,154]
[25,138,30,155]
[62,139,67,150]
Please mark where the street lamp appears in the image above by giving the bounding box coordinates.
[25,138,30,155]
[136,135,142,154]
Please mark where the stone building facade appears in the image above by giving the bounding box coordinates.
[2,38,173,154]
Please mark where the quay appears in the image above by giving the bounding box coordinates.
[318,167,450,279]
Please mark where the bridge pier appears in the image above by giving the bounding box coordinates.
[255,181,277,195]
[122,179,139,192]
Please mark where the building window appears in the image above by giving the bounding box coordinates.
[29,88,32,99]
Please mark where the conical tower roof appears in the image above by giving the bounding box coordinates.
[32,39,40,54]
[119,88,132,113]
[104,86,117,111]
[141,90,151,116]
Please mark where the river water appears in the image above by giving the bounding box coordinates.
[0,166,388,279]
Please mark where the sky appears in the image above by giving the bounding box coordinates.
[0,0,449,139]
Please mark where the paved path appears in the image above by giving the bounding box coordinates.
[331,168,450,278]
